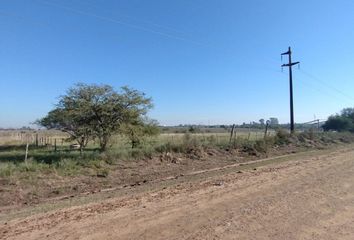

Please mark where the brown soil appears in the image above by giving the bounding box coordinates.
[1,145,354,239]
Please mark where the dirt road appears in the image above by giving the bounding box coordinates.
[2,147,354,240]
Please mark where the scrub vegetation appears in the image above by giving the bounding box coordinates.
[1,84,354,207]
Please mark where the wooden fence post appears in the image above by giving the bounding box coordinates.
[25,141,29,167]
[264,122,269,139]
[229,124,235,144]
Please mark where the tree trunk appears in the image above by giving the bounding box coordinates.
[77,136,86,155]
[99,135,109,152]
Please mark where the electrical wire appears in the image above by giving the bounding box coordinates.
[32,0,209,47]
[72,0,187,35]
[295,71,353,105]
[299,69,354,102]
[7,0,354,109]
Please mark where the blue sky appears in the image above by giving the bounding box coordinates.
[1,0,354,127]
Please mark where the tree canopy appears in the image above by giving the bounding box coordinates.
[38,83,154,151]
[323,108,354,132]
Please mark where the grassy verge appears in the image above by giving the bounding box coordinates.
[1,130,354,208]
[1,142,353,223]
[1,130,354,178]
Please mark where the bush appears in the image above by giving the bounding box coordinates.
[323,115,354,132]
[254,140,268,153]
[275,129,291,145]
[206,135,217,146]
[241,141,258,156]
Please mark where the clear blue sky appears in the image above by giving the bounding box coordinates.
[1,0,354,127]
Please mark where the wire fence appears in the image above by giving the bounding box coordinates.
[0,129,277,151]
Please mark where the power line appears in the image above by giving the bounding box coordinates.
[296,69,354,104]
[9,0,354,112]
[296,75,353,105]
[299,69,354,102]
[252,54,352,108]
[33,0,209,47]
[74,0,187,35]
[276,53,354,107]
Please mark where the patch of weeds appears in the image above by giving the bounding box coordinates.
[254,138,274,154]
[0,163,16,177]
[54,158,81,176]
[275,129,291,145]
[241,141,258,156]
[206,135,217,146]
[155,142,187,153]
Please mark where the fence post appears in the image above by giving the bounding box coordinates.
[264,122,269,139]
[25,141,29,167]
[229,124,235,144]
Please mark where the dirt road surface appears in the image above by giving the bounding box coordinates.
[2,147,354,240]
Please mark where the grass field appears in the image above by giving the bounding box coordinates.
[1,128,354,207]
[0,128,271,176]
[0,128,345,179]
[0,128,273,145]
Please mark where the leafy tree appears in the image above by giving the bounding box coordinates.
[269,117,279,126]
[188,126,200,133]
[87,85,153,151]
[38,101,93,152]
[323,107,354,132]
[323,115,354,132]
[38,83,153,151]
[340,108,354,119]
[120,119,160,148]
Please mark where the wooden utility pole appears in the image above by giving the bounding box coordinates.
[281,47,300,134]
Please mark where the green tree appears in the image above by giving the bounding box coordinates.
[38,83,153,151]
[340,108,354,119]
[259,119,265,126]
[269,117,279,126]
[120,119,160,148]
[323,107,354,132]
[188,126,200,133]
[38,102,93,152]
[323,115,353,132]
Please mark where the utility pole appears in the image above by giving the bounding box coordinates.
[281,47,300,134]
